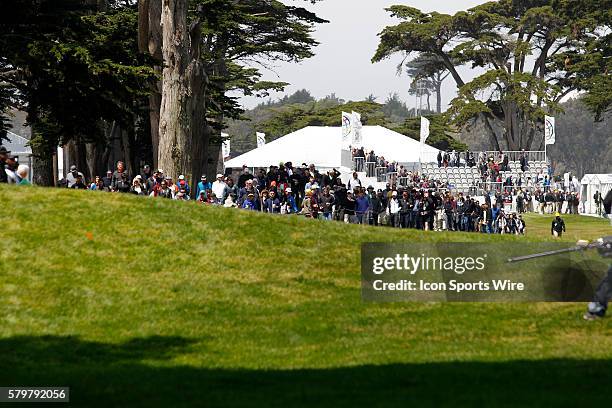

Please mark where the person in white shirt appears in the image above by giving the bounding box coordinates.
[347,172,362,192]
[387,191,401,228]
[212,173,227,204]
[66,165,85,188]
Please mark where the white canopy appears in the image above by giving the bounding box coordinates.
[580,173,612,215]
[2,131,31,155]
[224,126,441,169]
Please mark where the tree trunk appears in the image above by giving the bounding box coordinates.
[31,140,54,186]
[139,0,163,168]
[158,0,207,184]
[435,81,442,114]
[158,0,192,180]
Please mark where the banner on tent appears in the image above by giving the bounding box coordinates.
[352,111,363,147]
[256,132,266,148]
[545,116,555,145]
[341,112,353,150]
[420,117,430,145]
[221,133,230,158]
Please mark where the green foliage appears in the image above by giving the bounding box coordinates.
[0,1,154,148]
[394,115,467,151]
[374,0,612,149]
[227,91,463,153]
[257,101,387,140]
[198,0,326,124]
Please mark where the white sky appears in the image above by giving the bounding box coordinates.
[239,0,485,110]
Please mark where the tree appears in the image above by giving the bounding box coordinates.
[405,53,450,114]
[0,0,154,185]
[140,0,325,187]
[373,1,611,151]
[254,98,464,152]
[381,93,411,123]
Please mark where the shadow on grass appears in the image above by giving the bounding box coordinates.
[1,335,611,407]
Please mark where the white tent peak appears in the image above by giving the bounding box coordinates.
[224,125,441,169]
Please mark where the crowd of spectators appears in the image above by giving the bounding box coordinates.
[3,143,599,236]
[44,159,534,235]
[0,146,31,185]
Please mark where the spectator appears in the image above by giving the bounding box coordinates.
[66,165,85,188]
[196,175,211,198]
[212,174,227,204]
[157,180,174,199]
[103,170,114,190]
[551,212,566,238]
[347,172,362,191]
[89,176,105,191]
[111,161,126,191]
[130,176,147,196]
[0,146,9,183]
[5,155,19,184]
[16,164,30,186]
[71,174,88,190]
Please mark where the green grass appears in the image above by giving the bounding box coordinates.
[1,185,611,407]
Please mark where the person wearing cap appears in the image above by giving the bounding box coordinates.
[551,212,566,238]
[176,174,191,198]
[196,175,212,198]
[130,176,147,196]
[212,173,227,204]
[66,164,85,188]
[242,192,257,210]
[301,189,314,218]
[238,178,259,209]
[4,155,19,184]
[283,187,298,214]
[103,170,113,190]
[0,146,9,183]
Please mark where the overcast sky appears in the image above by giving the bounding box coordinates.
[239,0,485,110]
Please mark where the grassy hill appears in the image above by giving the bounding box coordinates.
[1,185,612,407]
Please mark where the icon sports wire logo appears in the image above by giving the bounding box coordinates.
[371,254,488,275]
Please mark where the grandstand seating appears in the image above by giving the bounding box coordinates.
[421,160,548,194]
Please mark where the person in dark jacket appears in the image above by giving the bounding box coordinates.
[551,212,566,237]
[98,170,111,189]
[70,174,88,190]
[369,189,384,226]
[583,236,612,320]
[0,146,10,183]
[115,172,131,193]
[319,187,335,220]
[354,189,370,225]
[111,161,127,192]
[604,189,612,215]
[237,166,254,188]
[265,190,282,214]
[399,191,412,228]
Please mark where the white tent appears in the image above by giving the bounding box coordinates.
[2,131,33,181]
[224,126,441,170]
[580,173,612,214]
